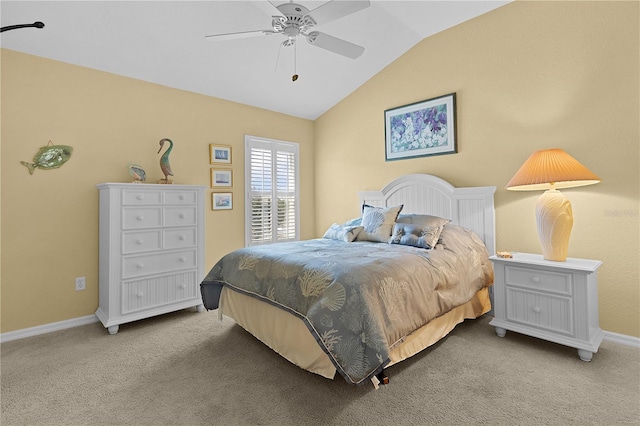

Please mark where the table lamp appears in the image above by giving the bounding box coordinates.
[505,148,600,261]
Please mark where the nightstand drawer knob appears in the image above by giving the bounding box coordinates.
[179,283,186,289]
[179,257,186,263]
[179,213,185,219]
[136,239,144,245]
[137,263,144,269]
[136,215,144,221]
[136,291,144,298]
[531,276,541,283]
[179,195,185,200]
[532,306,541,313]
[136,195,144,201]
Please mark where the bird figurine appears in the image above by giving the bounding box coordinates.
[127,163,146,183]
[157,138,174,184]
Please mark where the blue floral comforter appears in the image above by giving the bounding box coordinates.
[202,224,493,385]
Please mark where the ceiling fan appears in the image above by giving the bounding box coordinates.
[205,0,370,60]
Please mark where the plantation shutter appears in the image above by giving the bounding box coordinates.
[245,136,299,246]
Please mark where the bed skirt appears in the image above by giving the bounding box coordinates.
[219,286,492,380]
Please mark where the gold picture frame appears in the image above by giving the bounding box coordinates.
[210,168,233,188]
[210,144,232,164]
[212,192,233,210]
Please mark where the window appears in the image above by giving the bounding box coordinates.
[245,135,299,246]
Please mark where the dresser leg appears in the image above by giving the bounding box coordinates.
[196,304,205,313]
[107,325,119,335]
[494,327,506,338]
[578,349,593,362]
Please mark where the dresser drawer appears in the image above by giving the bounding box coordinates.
[505,265,572,296]
[121,270,198,315]
[163,228,197,249]
[164,206,197,227]
[122,190,162,205]
[122,250,196,279]
[506,287,574,336]
[122,230,162,254]
[122,207,162,230]
[164,190,198,205]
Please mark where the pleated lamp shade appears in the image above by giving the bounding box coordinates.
[506,148,600,191]
[505,148,600,261]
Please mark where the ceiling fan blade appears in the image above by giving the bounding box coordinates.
[250,0,284,18]
[205,30,276,41]
[305,0,370,26]
[305,31,364,59]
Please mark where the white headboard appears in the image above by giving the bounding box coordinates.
[359,174,496,255]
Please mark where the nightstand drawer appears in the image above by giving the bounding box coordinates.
[505,266,572,296]
[506,287,574,336]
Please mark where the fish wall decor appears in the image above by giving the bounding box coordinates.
[21,141,73,174]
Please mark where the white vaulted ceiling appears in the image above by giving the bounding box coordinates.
[1,1,509,120]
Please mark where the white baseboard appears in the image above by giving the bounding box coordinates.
[2,314,639,349]
[603,330,640,348]
[0,314,99,343]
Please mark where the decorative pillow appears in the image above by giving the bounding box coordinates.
[389,223,446,249]
[323,223,364,242]
[396,214,450,228]
[342,217,362,227]
[356,204,404,243]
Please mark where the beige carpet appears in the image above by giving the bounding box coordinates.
[1,310,639,426]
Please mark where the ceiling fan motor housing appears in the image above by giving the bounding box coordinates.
[273,3,316,35]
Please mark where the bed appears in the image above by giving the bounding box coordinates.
[201,174,496,386]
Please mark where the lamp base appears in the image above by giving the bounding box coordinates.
[535,189,573,261]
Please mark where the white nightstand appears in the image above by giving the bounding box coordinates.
[489,253,603,361]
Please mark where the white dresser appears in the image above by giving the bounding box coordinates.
[489,253,603,361]
[96,183,207,334]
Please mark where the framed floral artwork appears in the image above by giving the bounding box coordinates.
[210,144,232,164]
[210,169,233,188]
[212,192,232,210]
[384,93,457,161]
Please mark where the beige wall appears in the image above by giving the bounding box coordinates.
[0,49,315,332]
[315,1,639,337]
[2,1,638,339]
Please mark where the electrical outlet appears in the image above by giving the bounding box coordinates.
[75,277,86,291]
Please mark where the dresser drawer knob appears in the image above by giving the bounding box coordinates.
[179,257,186,263]
[179,195,185,200]
[136,215,144,221]
[179,283,187,289]
[137,291,144,298]
[531,276,541,283]
[137,263,144,269]
[136,239,144,245]
[136,195,144,201]
[179,213,185,219]
[178,235,185,241]
[532,306,541,313]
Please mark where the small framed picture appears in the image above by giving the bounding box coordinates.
[211,169,233,188]
[212,192,233,210]
[210,144,232,164]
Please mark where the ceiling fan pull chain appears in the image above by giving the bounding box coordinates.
[275,42,283,71]
[292,41,299,82]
